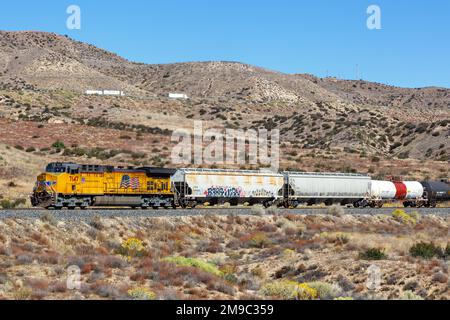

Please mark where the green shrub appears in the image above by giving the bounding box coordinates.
[400,290,423,300]
[249,233,271,248]
[127,287,156,300]
[51,140,65,149]
[392,209,417,225]
[359,248,387,260]
[162,256,223,277]
[0,199,14,209]
[118,238,146,260]
[260,280,318,300]
[409,242,443,259]
[307,282,342,300]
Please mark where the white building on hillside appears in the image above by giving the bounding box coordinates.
[169,93,188,100]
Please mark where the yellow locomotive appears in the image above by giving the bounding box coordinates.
[31,163,176,209]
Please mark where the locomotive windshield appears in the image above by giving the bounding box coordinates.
[45,162,79,174]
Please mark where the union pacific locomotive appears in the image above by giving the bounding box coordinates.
[31,162,176,209]
[31,162,450,209]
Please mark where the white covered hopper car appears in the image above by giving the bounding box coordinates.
[171,169,284,207]
[283,172,371,207]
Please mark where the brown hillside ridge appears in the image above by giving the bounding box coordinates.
[0,30,448,203]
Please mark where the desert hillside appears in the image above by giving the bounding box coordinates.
[0,30,448,204]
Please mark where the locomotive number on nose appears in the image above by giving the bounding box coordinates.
[69,176,80,183]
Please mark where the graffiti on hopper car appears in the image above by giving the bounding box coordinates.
[204,186,245,198]
[251,188,275,197]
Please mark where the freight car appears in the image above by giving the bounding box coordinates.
[368,180,425,208]
[282,172,371,207]
[171,168,284,208]
[420,180,450,208]
[31,162,176,209]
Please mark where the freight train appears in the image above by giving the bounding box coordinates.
[31,162,450,210]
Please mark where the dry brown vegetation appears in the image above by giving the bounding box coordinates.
[0,212,449,300]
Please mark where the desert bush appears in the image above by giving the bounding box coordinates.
[327,205,344,217]
[307,281,342,300]
[162,256,223,277]
[16,253,34,265]
[409,242,443,259]
[40,212,57,226]
[399,290,423,300]
[392,209,416,225]
[220,264,238,283]
[359,248,387,260]
[117,237,145,260]
[92,283,120,298]
[334,233,350,245]
[408,211,421,223]
[432,272,448,284]
[0,198,27,209]
[0,199,14,209]
[51,140,65,149]
[251,266,266,279]
[158,288,184,300]
[265,206,279,215]
[248,233,271,248]
[100,255,127,269]
[260,280,318,300]
[127,287,156,300]
[251,205,265,216]
[13,288,32,300]
[89,215,104,230]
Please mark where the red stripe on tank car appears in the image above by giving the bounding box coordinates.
[393,182,407,200]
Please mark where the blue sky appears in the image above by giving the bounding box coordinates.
[0,1,449,88]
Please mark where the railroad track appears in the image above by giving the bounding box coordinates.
[0,207,449,220]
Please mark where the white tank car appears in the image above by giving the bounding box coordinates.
[370,180,397,199]
[403,181,424,199]
[171,169,284,206]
